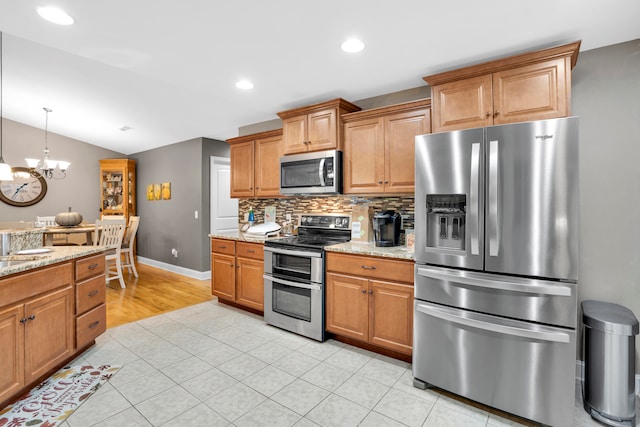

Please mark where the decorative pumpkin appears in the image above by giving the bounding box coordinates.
[55,207,83,226]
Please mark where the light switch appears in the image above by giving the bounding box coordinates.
[194,210,198,219]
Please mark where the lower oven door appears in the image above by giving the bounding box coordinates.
[413,300,576,427]
[264,275,324,341]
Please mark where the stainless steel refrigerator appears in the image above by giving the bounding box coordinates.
[413,117,579,427]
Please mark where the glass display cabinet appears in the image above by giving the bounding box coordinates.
[99,159,136,220]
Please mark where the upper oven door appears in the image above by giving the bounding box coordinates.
[264,246,323,283]
[280,150,342,195]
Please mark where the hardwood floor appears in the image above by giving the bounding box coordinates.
[106,262,214,328]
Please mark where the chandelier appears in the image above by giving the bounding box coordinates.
[25,107,70,179]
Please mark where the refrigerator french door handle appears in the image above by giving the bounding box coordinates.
[416,266,572,296]
[415,302,570,343]
[318,158,326,186]
[469,143,480,255]
[488,140,500,256]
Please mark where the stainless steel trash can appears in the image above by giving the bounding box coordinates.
[582,300,639,427]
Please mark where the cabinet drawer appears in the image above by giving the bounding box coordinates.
[211,238,236,255]
[326,253,414,283]
[236,242,263,260]
[76,303,106,349]
[76,275,106,314]
[0,263,73,307]
[75,254,106,282]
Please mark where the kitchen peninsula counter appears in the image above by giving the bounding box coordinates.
[208,231,278,244]
[0,246,106,277]
[325,241,414,261]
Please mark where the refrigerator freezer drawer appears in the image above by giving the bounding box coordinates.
[413,301,576,427]
[415,265,577,328]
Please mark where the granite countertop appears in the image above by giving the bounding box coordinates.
[0,246,106,278]
[209,231,282,244]
[210,232,415,261]
[325,241,415,261]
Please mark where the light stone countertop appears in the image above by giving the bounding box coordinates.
[0,246,106,278]
[209,232,415,261]
[324,241,415,261]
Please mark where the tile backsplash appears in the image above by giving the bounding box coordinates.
[239,195,415,230]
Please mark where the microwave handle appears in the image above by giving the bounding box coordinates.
[318,158,326,186]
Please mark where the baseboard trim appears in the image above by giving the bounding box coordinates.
[576,359,640,396]
[137,257,211,281]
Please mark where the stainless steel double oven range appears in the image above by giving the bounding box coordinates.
[263,214,351,341]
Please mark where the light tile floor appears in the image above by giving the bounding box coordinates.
[60,300,631,426]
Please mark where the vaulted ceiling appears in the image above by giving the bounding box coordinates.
[0,1,639,154]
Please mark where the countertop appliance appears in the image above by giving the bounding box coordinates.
[372,210,401,247]
[263,213,351,341]
[413,117,579,427]
[279,150,342,195]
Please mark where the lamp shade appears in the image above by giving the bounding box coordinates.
[0,162,11,180]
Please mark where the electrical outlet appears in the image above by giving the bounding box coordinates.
[286,213,292,221]
[171,248,178,257]
[244,212,249,221]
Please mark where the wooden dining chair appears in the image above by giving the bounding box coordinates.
[121,216,140,277]
[94,218,127,288]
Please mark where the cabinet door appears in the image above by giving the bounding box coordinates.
[236,257,264,311]
[23,286,74,384]
[0,304,24,405]
[211,253,236,301]
[384,109,430,193]
[369,280,414,355]
[230,141,255,198]
[307,108,337,152]
[432,74,493,132]
[492,57,569,125]
[283,114,308,154]
[326,272,368,341]
[255,134,283,197]
[343,118,385,194]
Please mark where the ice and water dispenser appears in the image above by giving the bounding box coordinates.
[426,194,466,250]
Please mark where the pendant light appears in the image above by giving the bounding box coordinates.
[25,107,70,179]
[0,32,13,181]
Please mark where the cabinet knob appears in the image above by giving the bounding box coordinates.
[384,181,389,184]
[28,314,35,321]
[378,180,383,184]
[361,289,367,294]
[368,290,373,295]
[20,318,28,324]
[486,112,491,118]
[494,110,500,117]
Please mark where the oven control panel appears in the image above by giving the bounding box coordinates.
[300,214,351,229]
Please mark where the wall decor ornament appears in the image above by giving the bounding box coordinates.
[162,182,171,200]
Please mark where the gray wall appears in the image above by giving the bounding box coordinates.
[572,39,640,362]
[131,137,229,272]
[0,118,122,222]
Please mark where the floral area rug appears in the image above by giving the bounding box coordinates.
[0,364,120,427]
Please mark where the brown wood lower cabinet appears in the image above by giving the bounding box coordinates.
[326,252,414,355]
[0,252,107,409]
[211,238,264,312]
[0,263,74,406]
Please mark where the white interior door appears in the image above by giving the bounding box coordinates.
[210,157,238,233]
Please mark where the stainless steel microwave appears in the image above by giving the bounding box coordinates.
[280,150,342,195]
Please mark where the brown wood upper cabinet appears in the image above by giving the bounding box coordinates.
[424,41,581,132]
[277,98,360,155]
[342,99,431,194]
[227,129,283,198]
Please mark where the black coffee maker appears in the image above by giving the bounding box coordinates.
[373,210,401,247]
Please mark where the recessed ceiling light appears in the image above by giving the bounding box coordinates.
[37,6,75,25]
[341,38,365,53]
[235,80,254,90]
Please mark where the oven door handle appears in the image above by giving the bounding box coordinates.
[264,275,322,291]
[264,246,322,258]
[415,302,570,343]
